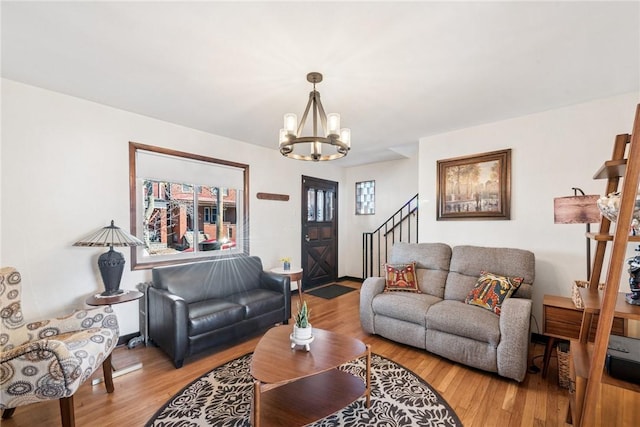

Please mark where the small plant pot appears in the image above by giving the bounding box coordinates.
[291,324,314,351]
[283,261,291,271]
[293,324,313,341]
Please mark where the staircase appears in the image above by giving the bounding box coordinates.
[362,194,419,278]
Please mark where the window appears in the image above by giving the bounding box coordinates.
[356,180,375,215]
[129,142,249,269]
[306,188,335,222]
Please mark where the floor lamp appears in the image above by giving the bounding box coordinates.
[553,188,601,279]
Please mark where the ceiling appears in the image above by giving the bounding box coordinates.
[2,1,639,167]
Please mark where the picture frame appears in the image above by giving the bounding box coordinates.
[436,149,511,220]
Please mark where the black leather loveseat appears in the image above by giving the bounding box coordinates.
[148,256,290,367]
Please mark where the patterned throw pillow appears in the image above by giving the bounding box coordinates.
[465,271,524,315]
[384,263,421,293]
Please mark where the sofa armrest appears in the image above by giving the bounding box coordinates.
[260,271,290,293]
[497,297,532,382]
[260,271,291,321]
[148,287,189,368]
[359,277,385,334]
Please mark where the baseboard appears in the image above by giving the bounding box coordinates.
[338,276,363,283]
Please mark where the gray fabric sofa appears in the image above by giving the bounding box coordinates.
[360,243,535,382]
[149,256,290,368]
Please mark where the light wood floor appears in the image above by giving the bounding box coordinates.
[2,281,571,427]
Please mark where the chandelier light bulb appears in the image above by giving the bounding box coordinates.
[279,129,288,146]
[284,113,297,136]
[313,141,322,157]
[340,128,351,148]
[327,113,340,136]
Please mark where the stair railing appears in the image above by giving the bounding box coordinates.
[362,194,419,278]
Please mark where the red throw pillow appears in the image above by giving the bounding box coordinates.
[384,263,420,293]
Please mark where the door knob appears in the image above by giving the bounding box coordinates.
[304,235,310,242]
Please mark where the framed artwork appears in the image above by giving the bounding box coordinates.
[437,149,511,220]
[356,180,375,215]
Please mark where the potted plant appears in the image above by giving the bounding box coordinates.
[293,300,312,340]
[280,257,291,271]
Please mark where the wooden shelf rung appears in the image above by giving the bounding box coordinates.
[593,159,628,179]
[586,232,640,242]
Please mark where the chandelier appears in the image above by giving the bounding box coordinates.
[279,72,351,161]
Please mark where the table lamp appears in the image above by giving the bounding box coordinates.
[553,188,601,278]
[74,220,145,296]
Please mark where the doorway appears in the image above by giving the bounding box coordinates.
[301,176,338,290]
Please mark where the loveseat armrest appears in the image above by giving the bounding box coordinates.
[497,297,532,382]
[148,287,189,368]
[359,277,385,334]
[260,271,291,321]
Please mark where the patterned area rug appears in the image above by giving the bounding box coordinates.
[146,352,462,426]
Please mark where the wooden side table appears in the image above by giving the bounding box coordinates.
[85,289,143,306]
[86,289,144,385]
[542,294,626,378]
[270,267,303,302]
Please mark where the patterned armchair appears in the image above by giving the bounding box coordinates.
[0,267,119,426]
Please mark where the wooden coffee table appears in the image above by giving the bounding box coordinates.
[250,325,371,427]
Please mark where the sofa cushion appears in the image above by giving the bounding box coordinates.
[445,245,535,301]
[425,300,500,346]
[389,242,451,298]
[465,271,523,315]
[384,263,420,293]
[372,292,442,327]
[188,299,245,336]
[414,269,450,299]
[227,289,284,319]
[152,256,264,303]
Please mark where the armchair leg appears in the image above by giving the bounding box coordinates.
[2,408,16,419]
[102,353,115,393]
[59,396,75,427]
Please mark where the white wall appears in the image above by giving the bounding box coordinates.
[418,92,640,329]
[0,79,346,335]
[342,155,419,278]
[4,78,638,340]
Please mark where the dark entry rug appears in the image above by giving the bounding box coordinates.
[146,352,462,426]
[306,283,356,299]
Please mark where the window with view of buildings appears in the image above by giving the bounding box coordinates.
[129,142,249,269]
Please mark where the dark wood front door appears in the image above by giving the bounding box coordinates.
[301,176,338,290]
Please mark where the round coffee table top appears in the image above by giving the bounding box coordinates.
[251,325,367,384]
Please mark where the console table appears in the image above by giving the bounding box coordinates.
[542,294,626,378]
